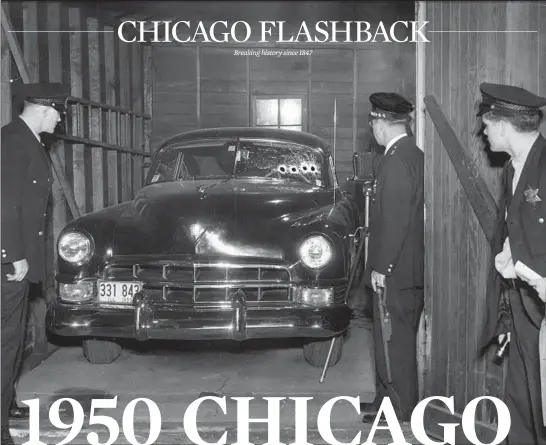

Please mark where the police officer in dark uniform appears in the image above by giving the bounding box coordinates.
[361,92,424,423]
[1,82,70,444]
[478,82,546,444]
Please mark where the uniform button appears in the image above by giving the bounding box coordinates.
[1,249,4,253]
[33,180,37,184]
[38,231,43,236]
[540,218,545,224]
[2,254,6,258]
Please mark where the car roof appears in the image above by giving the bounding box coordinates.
[156,127,330,154]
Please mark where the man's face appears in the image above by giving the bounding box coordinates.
[482,116,508,152]
[42,107,62,134]
[369,118,385,146]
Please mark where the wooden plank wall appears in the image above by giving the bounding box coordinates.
[3,1,151,365]
[4,1,150,292]
[1,7,11,124]
[423,0,545,426]
[151,21,415,186]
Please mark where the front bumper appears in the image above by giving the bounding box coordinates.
[46,292,351,341]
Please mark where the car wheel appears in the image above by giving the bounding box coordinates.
[303,335,344,368]
[82,339,122,364]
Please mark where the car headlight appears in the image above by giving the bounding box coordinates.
[299,235,333,269]
[58,231,93,265]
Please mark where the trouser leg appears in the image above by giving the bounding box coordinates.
[372,283,423,421]
[506,289,546,445]
[372,291,387,405]
[11,293,29,409]
[1,279,29,429]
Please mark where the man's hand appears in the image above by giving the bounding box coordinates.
[371,270,386,293]
[6,258,28,282]
[498,332,511,345]
[529,277,546,302]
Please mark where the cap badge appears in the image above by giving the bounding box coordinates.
[523,185,541,206]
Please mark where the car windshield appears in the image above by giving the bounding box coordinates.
[148,138,326,187]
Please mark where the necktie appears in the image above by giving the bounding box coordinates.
[505,163,515,210]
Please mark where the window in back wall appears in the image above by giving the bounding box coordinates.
[252,95,306,131]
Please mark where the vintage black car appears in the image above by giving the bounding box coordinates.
[47,127,362,367]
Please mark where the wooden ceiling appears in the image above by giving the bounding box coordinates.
[67,1,415,28]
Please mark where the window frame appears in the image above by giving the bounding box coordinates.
[251,94,308,132]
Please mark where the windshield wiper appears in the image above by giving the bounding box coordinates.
[196,177,233,197]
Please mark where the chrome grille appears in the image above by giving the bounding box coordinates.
[103,261,291,304]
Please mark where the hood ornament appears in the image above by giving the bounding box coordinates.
[196,178,232,199]
[196,184,207,199]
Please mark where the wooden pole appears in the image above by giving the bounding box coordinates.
[1,3,81,220]
[415,0,428,404]
[424,95,498,247]
[541,318,546,426]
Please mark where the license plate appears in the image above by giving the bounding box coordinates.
[97,281,142,304]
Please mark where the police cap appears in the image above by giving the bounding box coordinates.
[369,92,414,123]
[18,82,71,114]
[477,82,546,117]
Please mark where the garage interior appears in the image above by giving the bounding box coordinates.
[1,0,546,442]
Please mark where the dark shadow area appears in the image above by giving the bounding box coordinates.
[475,120,510,168]
[44,388,117,421]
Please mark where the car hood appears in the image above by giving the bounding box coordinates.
[112,179,337,258]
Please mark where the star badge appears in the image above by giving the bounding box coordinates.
[523,185,541,205]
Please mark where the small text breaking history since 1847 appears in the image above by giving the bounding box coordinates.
[233,49,313,57]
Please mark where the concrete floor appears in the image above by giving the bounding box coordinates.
[9,283,419,443]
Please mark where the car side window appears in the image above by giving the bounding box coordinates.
[150,149,180,184]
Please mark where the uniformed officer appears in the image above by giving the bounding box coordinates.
[478,82,546,444]
[361,92,424,423]
[1,82,70,445]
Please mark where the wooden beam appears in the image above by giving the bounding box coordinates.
[104,24,118,206]
[423,403,498,444]
[22,1,38,82]
[69,7,85,215]
[196,45,201,128]
[424,95,498,247]
[415,0,428,404]
[1,3,30,83]
[416,2,427,152]
[246,54,250,126]
[1,2,81,220]
[352,47,357,152]
[47,1,67,258]
[67,96,151,119]
[142,44,153,158]
[118,38,131,202]
[88,16,103,212]
[1,4,11,124]
[308,52,312,132]
[73,3,126,30]
[131,43,143,191]
[54,132,150,156]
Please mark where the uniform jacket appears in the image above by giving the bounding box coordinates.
[481,134,546,348]
[505,134,546,277]
[366,135,424,289]
[1,117,53,283]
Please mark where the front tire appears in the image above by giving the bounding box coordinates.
[82,339,122,364]
[303,335,344,367]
